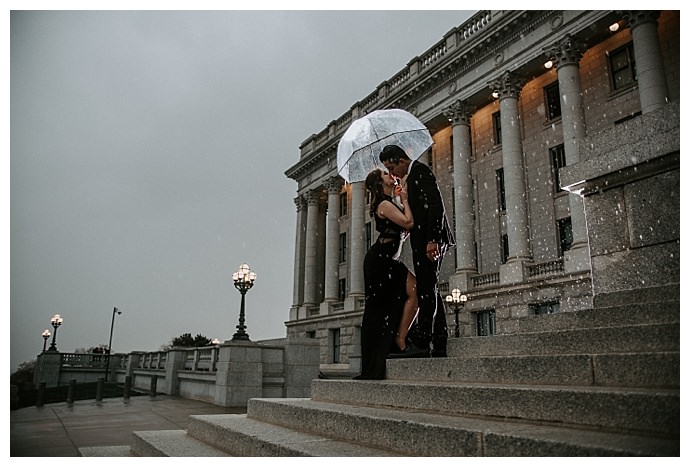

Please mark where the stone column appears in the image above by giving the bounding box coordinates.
[323,178,342,305]
[621,10,669,114]
[544,35,591,273]
[443,99,477,293]
[290,196,306,320]
[490,71,531,284]
[302,190,321,311]
[346,181,365,308]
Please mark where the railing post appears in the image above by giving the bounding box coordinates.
[123,376,131,400]
[150,375,158,397]
[66,379,76,404]
[36,382,46,407]
[164,348,185,395]
[96,377,104,401]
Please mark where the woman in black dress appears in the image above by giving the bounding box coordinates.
[355,168,418,380]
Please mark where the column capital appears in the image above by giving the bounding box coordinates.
[327,177,343,194]
[294,195,306,211]
[306,189,321,206]
[489,71,525,100]
[544,34,586,68]
[443,99,475,126]
[619,10,660,29]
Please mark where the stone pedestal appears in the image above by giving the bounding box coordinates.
[215,342,263,407]
[560,102,679,307]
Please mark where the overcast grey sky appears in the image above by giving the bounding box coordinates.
[9,7,477,371]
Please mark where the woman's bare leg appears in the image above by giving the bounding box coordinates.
[395,271,418,351]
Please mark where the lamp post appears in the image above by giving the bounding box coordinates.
[445,289,467,338]
[105,307,122,382]
[231,263,256,341]
[41,329,51,352]
[48,314,63,351]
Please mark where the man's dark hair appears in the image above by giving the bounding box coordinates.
[379,145,410,164]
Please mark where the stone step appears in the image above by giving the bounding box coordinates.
[447,322,679,357]
[514,301,679,333]
[239,398,678,456]
[130,430,232,457]
[185,413,397,456]
[309,380,679,437]
[386,352,679,388]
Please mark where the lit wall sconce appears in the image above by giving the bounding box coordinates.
[609,22,620,32]
[544,60,554,69]
[491,90,499,99]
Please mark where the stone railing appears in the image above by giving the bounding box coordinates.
[34,337,320,408]
[527,259,565,279]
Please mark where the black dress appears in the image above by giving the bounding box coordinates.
[356,197,410,380]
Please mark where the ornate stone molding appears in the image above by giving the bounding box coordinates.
[544,34,586,68]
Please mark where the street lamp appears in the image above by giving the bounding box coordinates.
[48,314,63,351]
[105,307,122,382]
[231,263,257,341]
[41,329,51,352]
[445,289,468,338]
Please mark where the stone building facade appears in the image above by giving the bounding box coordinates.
[284,10,680,374]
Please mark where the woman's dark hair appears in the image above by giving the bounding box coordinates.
[365,169,387,218]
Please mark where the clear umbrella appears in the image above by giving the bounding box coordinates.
[337,108,433,183]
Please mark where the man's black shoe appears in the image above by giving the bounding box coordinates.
[387,343,430,359]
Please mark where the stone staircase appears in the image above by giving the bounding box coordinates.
[129,301,680,456]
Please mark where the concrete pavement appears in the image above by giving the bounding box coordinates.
[10,394,245,457]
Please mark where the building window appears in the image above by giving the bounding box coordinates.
[339,192,348,217]
[339,232,347,263]
[492,111,502,146]
[544,81,562,120]
[305,330,316,339]
[557,217,573,256]
[338,278,347,301]
[530,302,560,315]
[476,310,496,336]
[330,328,341,363]
[500,234,509,264]
[496,168,506,211]
[609,43,636,91]
[365,221,372,251]
[550,144,566,193]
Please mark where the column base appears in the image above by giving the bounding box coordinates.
[564,244,591,274]
[344,294,364,312]
[447,271,476,295]
[499,259,529,285]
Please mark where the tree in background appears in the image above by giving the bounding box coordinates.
[168,333,213,348]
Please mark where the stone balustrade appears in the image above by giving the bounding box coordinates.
[33,337,320,408]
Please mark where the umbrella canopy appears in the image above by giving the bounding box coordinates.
[337,108,433,183]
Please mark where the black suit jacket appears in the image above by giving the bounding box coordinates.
[406,160,455,253]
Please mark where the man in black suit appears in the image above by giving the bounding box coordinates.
[380,144,455,358]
